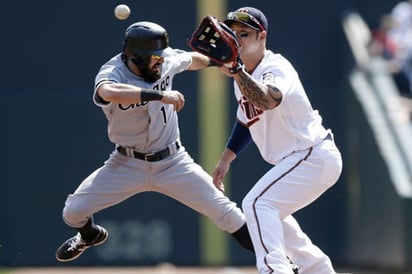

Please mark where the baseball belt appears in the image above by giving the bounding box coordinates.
[117,141,180,162]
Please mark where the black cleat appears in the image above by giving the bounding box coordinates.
[55,225,108,262]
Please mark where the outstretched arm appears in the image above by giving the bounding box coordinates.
[187,52,214,70]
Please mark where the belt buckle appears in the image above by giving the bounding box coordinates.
[144,153,156,161]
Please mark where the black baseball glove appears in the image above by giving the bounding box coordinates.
[188,15,243,73]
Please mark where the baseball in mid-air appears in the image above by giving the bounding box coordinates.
[114,4,131,20]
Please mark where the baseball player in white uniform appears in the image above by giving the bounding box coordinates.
[55,21,255,262]
[212,7,343,274]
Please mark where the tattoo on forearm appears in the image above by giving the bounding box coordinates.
[238,72,270,109]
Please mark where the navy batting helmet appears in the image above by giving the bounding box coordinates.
[122,21,169,58]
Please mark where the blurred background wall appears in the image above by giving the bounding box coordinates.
[1,0,411,271]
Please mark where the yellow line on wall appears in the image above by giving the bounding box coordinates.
[196,0,229,266]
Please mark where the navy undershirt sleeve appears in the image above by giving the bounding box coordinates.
[226,121,252,155]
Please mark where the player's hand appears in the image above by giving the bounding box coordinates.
[213,159,230,192]
[219,65,235,77]
[161,90,185,112]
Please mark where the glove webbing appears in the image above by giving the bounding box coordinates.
[197,25,221,45]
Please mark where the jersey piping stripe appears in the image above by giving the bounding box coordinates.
[246,117,260,127]
[252,147,313,273]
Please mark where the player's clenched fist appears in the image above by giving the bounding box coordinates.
[161,90,185,112]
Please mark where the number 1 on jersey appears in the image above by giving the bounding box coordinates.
[160,106,167,123]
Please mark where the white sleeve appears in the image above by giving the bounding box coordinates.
[262,69,291,96]
[165,48,192,73]
[93,80,115,107]
[93,62,123,107]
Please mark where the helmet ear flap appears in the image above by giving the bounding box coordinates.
[122,40,135,58]
[121,53,149,70]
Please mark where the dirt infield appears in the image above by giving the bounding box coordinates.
[3,266,401,274]
[1,266,386,274]
[6,265,258,274]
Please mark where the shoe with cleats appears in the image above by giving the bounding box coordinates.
[55,225,108,262]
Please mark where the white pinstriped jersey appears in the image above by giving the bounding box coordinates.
[234,50,330,165]
[93,48,191,153]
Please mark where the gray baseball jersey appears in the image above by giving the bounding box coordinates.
[62,48,245,234]
[94,50,184,151]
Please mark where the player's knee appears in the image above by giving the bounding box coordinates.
[242,195,280,218]
[62,203,90,228]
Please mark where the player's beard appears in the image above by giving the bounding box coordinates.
[140,62,162,83]
[132,58,162,83]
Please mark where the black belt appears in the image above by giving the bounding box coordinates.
[117,142,180,162]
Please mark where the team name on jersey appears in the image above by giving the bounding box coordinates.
[117,76,170,110]
[119,101,148,110]
[238,95,263,127]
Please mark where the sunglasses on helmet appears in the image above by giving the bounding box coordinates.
[226,11,265,31]
[129,54,164,67]
[134,54,163,63]
[150,54,162,61]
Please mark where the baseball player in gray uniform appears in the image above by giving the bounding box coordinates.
[212,7,343,274]
[55,21,254,262]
